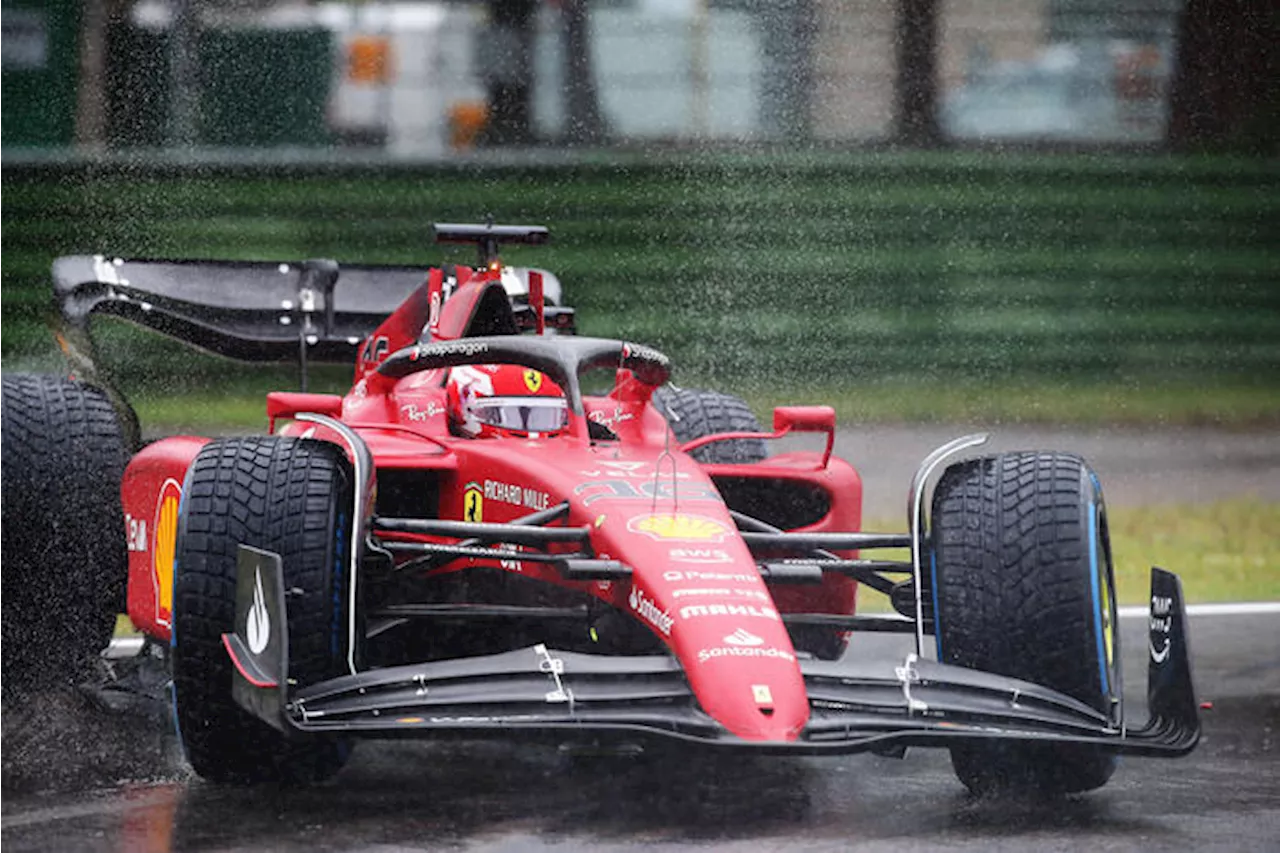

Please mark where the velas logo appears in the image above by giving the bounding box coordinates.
[247,567,271,655]
[523,369,542,393]
[628,512,728,542]
[724,628,764,647]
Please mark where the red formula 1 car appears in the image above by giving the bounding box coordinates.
[2,223,1198,794]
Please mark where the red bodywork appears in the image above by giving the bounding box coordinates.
[120,264,865,744]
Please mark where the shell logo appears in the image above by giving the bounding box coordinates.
[627,512,728,542]
[152,478,182,626]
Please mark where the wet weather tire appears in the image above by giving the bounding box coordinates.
[173,437,357,785]
[652,387,766,464]
[931,451,1121,795]
[1,374,129,695]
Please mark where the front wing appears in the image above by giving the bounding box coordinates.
[222,547,1198,757]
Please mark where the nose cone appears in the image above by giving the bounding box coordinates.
[633,577,810,742]
[687,626,809,741]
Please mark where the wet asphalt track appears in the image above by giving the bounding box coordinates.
[3,426,1277,851]
[3,610,1277,853]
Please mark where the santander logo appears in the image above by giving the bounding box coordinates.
[724,628,764,647]
[629,586,674,636]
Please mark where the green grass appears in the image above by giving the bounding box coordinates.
[1109,498,1280,605]
[5,152,1277,395]
[861,498,1279,609]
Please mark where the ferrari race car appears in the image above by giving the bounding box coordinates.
[1,222,1199,794]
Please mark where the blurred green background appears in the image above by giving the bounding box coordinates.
[4,151,1278,427]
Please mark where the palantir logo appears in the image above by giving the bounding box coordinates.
[724,628,763,647]
[247,567,271,655]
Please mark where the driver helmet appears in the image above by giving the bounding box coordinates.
[446,364,568,438]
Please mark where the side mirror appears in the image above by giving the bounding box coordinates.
[267,392,343,432]
[772,405,836,468]
[773,405,835,433]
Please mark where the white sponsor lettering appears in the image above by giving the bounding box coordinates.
[724,628,764,646]
[672,587,733,598]
[484,479,550,511]
[629,587,674,636]
[663,569,760,584]
[669,547,733,564]
[679,603,779,621]
[495,543,524,573]
[589,407,635,429]
[697,646,795,664]
[1149,637,1171,663]
[420,340,490,358]
[1151,595,1173,617]
[126,514,148,552]
[401,402,445,422]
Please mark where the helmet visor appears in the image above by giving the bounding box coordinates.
[472,396,567,434]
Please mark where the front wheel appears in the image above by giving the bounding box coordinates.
[172,437,358,784]
[931,451,1121,795]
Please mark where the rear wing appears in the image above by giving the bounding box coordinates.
[53,254,428,365]
[51,227,574,447]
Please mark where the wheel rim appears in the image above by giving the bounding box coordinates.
[1093,501,1122,725]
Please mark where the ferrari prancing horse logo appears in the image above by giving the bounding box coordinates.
[523,369,542,393]
[463,481,484,522]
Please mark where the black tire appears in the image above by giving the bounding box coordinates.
[172,437,358,784]
[1,374,129,696]
[651,386,767,464]
[931,451,1121,796]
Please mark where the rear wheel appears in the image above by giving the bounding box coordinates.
[1,374,129,695]
[172,437,357,784]
[652,386,766,464]
[931,451,1121,795]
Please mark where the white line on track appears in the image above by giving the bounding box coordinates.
[1118,602,1280,618]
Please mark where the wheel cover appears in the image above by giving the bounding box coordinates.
[1092,502,1122,725]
